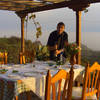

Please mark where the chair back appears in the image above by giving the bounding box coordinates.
[45,68,74,100]
[82,62,100,100]
[0,78,5,99]
[19,52,26,64]
[0,52,7,64]
[19,50,35,64]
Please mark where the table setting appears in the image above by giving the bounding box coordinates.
[0,60,85,100]
[0,60,85,79]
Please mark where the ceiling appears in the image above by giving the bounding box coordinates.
[0,0,100,13]
[0,0,69,11]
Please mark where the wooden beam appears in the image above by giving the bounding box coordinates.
[0,0,44,11]
[76,11,81,64]
[0,0,99,12]
[87,0,100,3]
[16,0,100,14]
[16,1,71,14]
[68,3,90,11]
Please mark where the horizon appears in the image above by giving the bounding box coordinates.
[0,31,100,51]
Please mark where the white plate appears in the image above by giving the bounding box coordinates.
[7,74,21,79]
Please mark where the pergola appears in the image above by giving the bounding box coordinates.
[0,0,100,64]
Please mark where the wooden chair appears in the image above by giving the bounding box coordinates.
[19,52,26,64]
[19,50,35,64]
[0,78,5,100]
[0,52,7,64]
[72,62,100,100]
[45,67,74,100]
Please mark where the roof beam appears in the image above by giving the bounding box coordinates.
[16,1,73,14]
[16,0,100,14]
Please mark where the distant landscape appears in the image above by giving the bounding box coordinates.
[81,44,100,65]
[0,36,100,65]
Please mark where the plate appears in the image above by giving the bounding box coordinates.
[0,69,8,74]
[7,75,21,79]
[23,71,45,77]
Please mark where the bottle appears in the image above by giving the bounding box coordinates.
[60,52,63,65]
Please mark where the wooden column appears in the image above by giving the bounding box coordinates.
[76,11,81,64]
[15,12,27,53]
[21,17,25,53]
[68,4,90,65]
[15,12,27,64]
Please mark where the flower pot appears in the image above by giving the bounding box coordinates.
[70,54,76,65]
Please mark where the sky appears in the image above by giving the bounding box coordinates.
[0,3,100,51]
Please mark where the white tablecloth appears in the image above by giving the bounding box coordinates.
[0,61,84,100]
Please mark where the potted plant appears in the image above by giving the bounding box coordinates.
[64,43,81,65]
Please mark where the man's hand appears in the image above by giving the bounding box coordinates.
[55,49,64,56]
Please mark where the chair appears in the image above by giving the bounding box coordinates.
[19,52,26,64]
[0,52,7,64]
[72,62,100,100]
[19,50,35,64]
[45,68,74,100]
[0,78,5,100]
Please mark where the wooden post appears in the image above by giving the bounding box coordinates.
[15,12,27,64]
[68,4,90,65]
[21,17,25,53]
[76,11,81,64]
[15,12,27,53]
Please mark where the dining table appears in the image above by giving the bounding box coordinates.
[0,60,85,100]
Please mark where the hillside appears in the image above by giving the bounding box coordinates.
[81,44,100,65]
[0,37,100,65]
[0,37,34,63]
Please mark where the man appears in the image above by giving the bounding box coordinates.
[47,22,68,60]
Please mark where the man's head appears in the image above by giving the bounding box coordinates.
[57,22,65,35]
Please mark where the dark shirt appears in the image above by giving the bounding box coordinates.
[47,30,68,60]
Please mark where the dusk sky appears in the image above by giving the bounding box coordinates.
[0,3,100,50]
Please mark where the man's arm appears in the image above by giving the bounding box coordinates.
[47,45,57,51]
[64,40,69,47]
[47,32,57,51]
[48,44,64,57]
[64,32,68,47]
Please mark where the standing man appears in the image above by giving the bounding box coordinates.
[47,22,68,60]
